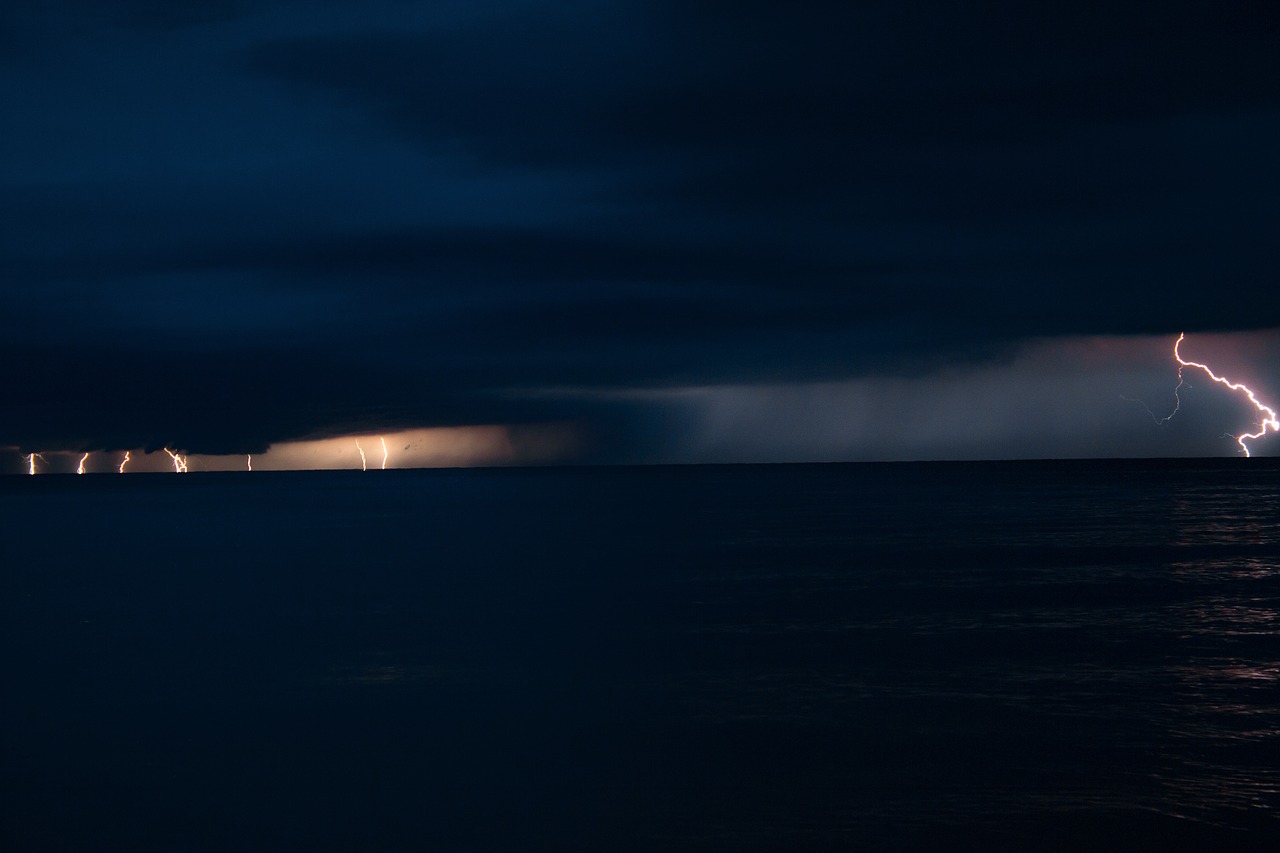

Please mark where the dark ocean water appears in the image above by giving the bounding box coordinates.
[3,460,1279,850]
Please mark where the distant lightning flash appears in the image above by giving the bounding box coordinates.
[119,451,131,474]
[24,452,44,475]
[355,440,367,472]
[1124,376,1186,427]
[380,436,388,470]
[77,453,89,475]
[164,447,189,473]
[247,454,253,472]
[1164,332,1280,457]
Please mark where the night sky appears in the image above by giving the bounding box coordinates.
[3,1,1279,469]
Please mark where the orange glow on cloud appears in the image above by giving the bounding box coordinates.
[255,426,522,471]
[9,423,579,474]
[152,424,570,473]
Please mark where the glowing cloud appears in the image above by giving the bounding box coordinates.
[1165,333,1280,457]
[251,425,535,471]
[6,423,571,475]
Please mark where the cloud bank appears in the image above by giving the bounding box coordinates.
[2,2,1277,464]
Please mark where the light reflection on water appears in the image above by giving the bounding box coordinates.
[4,459,1279,848]
[648,461,1280,838]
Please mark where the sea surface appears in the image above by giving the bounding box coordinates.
[3,460,1279,850]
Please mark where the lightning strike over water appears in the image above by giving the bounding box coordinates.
[247,454,253,472]
[355,440,367,472]
[380,436,389,470]
[164,448,189,473]
[1164,333,1280,457]
[119,451,131,474]
[24,452,44,475]
[77,453,89,475]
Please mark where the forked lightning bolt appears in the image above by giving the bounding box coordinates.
[164,447,189,473]
[24,452,45,475]
[119,451,131,474]
[355,440,367,472]
[1163,332,1280,457]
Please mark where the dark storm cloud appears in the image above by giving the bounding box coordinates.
[4,1,266,34]
[2,1,1278,460]
[249,2,1280,156]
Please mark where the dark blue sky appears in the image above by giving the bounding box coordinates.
[3,1,1278,464]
